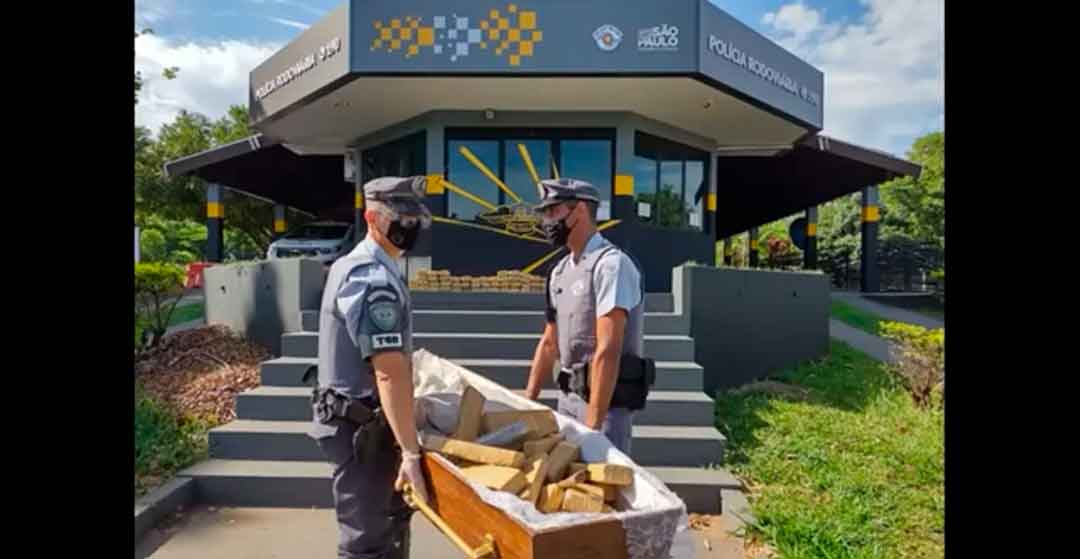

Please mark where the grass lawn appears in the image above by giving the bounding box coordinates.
[169,302,205,326]
[830,300,886,336]
[715,340,944,559]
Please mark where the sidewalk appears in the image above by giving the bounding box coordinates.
[135,504,739,558]
[829,319,894,363]
[830,291,943,329]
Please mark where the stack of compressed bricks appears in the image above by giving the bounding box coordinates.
[418,385,635,514]
[410,270,545,293]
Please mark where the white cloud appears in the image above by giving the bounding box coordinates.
[135,33,282,135]
[266,16,310,30]
[249,0,328,17]
[276,1,328,17]
[761,0,944,157]
[134,0,175,29]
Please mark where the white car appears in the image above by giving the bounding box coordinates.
[267,221,355,265]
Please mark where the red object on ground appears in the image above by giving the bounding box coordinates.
[185,262,214,289]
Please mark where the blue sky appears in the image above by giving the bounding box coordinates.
[135,0,943,157]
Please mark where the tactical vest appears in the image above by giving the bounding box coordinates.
[548,237,645,373]
[317,239,413,401]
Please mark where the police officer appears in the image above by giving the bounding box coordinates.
[309,175,432,559]
[524,178,649,454]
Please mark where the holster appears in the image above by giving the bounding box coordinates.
[312,384,389,464]
[557,353,656,411]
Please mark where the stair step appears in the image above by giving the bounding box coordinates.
[281,332,695,362]
[262,356,704,391]
[180,459,733,512]
[237,386,714,427]
[209,420,724,467]
[529,389,715,427]
[406,291,674,313]
[300,309,688,335]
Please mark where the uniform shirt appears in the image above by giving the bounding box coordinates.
[335,239,409,358]
[552,231,643,319]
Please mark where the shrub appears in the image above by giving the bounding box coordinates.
[135,262,185,350]
[134,384,209,495]
[879,321,945,409]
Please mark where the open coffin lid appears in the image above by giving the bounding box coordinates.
[411,348,689,559]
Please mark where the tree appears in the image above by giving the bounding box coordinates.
[881,131,944,248]
[135,106,284,257]
[816,193,862,287]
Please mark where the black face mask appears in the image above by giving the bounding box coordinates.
[386,219,422,252]
[543,207,577,246]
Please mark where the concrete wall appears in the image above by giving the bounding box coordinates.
[204,259,326,355]
[673,264,829,395]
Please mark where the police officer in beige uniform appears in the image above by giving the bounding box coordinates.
[309,176,432,559]
[524,178,652,454]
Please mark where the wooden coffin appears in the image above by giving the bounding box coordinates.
[420,452,629,559]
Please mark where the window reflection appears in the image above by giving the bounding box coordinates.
[658,160,683,228]
[685,161,705,231]
[633,155,658,222]
[447,140,499,222]
[445,132,614,225]
[505,140,551,204]
[634,132,708,232]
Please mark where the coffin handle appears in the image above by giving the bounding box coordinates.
[402,482,497,559]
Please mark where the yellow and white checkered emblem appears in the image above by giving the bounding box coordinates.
[371,4,541,66]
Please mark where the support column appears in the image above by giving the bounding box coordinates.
[424,123,447,218]
[805,206,818,270]
[350,148,365,249]
[861,186,880,292]
[705,151,718,235]
[272,205,287,241]
[613,123,637,222]
[206,183,224,263]
[748,227,759,268]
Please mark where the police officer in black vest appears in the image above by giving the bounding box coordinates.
[524,178,652,454]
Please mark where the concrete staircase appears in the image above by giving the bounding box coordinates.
[181,292,738,513]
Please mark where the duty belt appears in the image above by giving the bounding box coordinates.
[304,365,378,425]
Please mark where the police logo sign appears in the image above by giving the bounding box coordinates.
[369,302,401,332]
[638,24,679,52]
[593,24,623,51]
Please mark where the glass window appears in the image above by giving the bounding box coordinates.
[363,131,426,180]
[445,130,614,222]
[447,140,500,222]
[561,139,613,208]
[634,131,709,232]
[505,139,552,205]
[685,160,705,231]
[658,160,683,228]
[633,155,658,222]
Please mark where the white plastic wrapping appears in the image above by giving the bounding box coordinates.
[411,349,688,559]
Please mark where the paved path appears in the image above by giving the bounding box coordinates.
[829,319,895,363]
[135,504,743,559]
[831,291,943,329]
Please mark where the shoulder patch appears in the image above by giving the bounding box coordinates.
[368,300,401,331]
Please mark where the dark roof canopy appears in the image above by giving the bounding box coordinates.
[163,135,354,222]
[164,132,919,236]
[714,134,920,238]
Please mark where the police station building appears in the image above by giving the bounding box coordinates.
[165,0,919,293]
